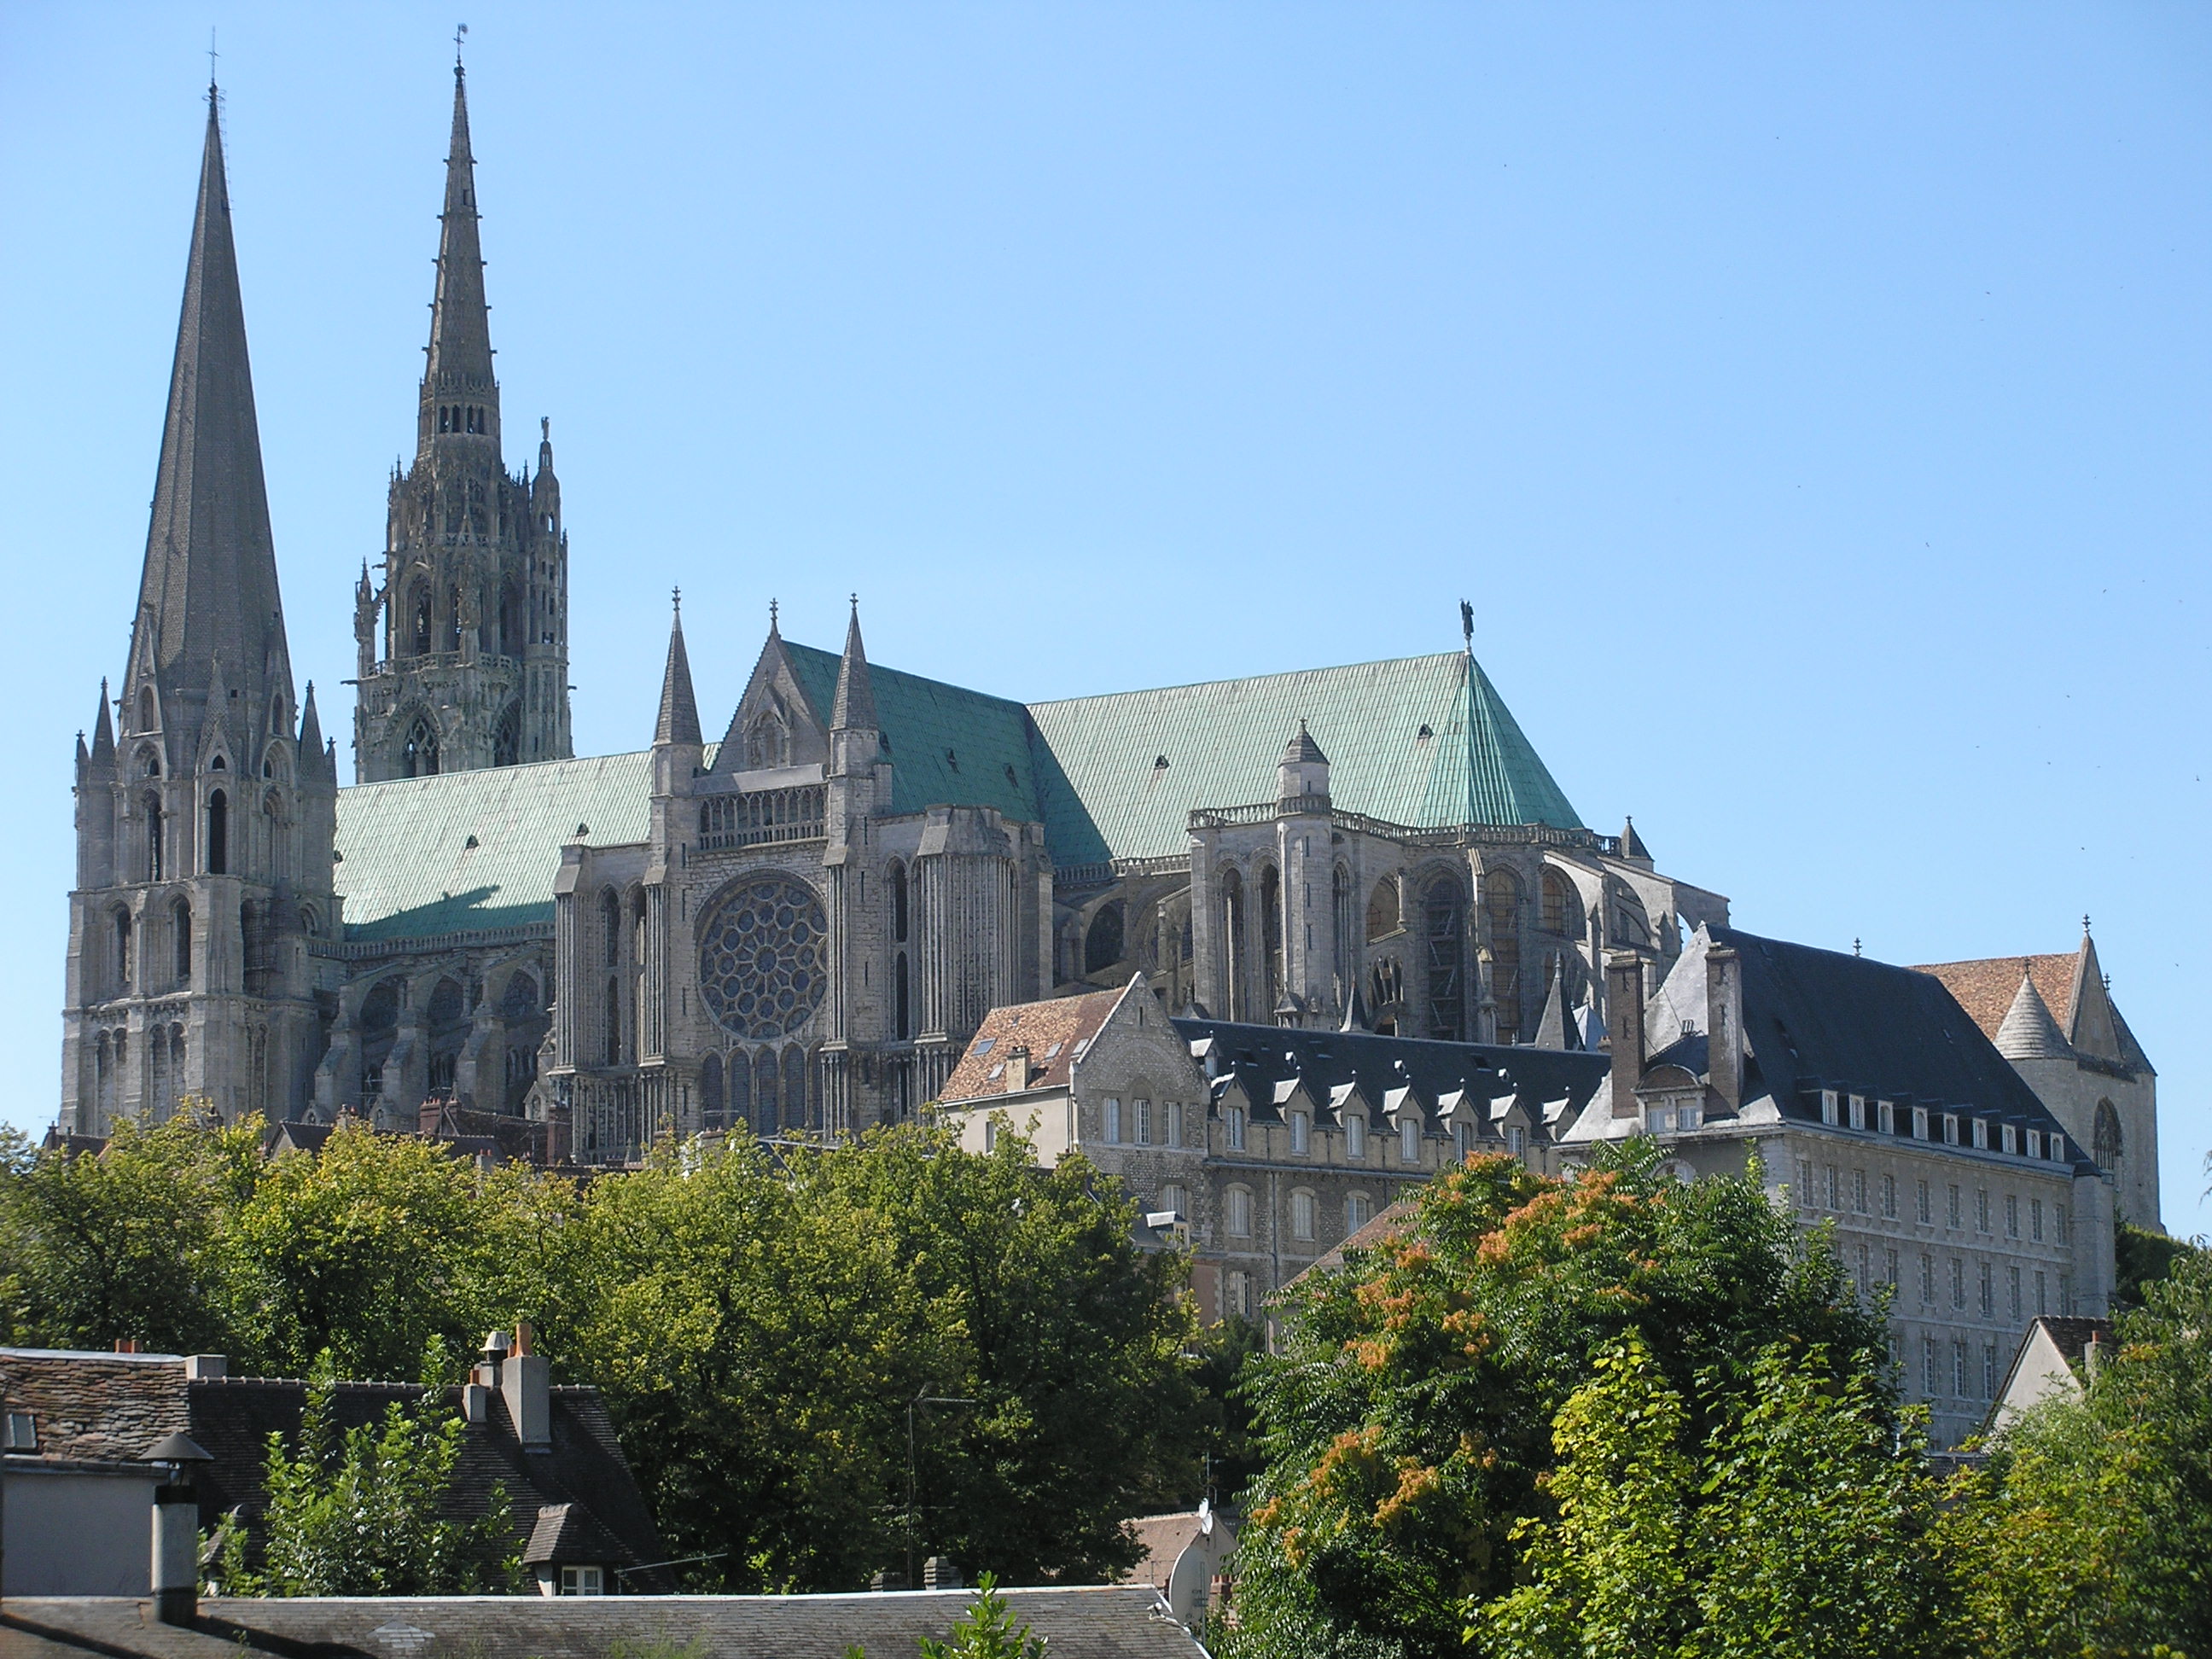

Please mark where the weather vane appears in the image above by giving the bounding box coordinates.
[455,22,468,65]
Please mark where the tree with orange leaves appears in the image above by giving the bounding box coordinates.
[1221,1141,1903,1659]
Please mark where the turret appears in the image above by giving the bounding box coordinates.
[1277,719,1330,806]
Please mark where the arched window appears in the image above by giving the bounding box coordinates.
[1259,866,1283,1010]
[113,910,133,994]
[143,790,164,882]
[754,1049,780,1134]
[700,1054,723,1130]
[602,890,622,967]
[890,860,909,943]
[401,717,439,778]
[360,979,401,1100]
[136,686,155,731]
[2093,1100,2122,1172]
[1540,868,1576,936]
[206,789,228,875]
[409,581,433,655]
[1481,869,1521,1041]
[895,952,911,1042]
[1424,876,1467,1041]
[783,1046,808,1133]
[427,977,466,1094]
[492,702,520,768]
[500,973,540,1021]
[1220,868,1245,1022]
[1085,902,1125,977]
[603,976,621,1067]
[1366,875,1400,943]
[745,709,789,770]
[263,789,285,880]
[632,889,649,969]
[727,1051,751,1130]
[173,899,192,987]
[1333,864,1353,981]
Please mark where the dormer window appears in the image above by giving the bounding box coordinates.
[1289,1110,1310,1154]
[1400,1116,1420,1164]
[1819,1090,1839,1126]
[559,1566,603,1596]
[1346,1113,1365,1159]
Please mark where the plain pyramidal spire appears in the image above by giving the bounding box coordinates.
[128,83,291,728]
[830,598,877,731]
[655,593,703,747]
[424,58,495,401]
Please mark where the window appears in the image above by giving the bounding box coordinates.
[205,789,228,874]
[2027,1129,2043,1160]
[1954,1342,1970,1398]
[402,715,439,777]
[1882,1173,1896,1220]
[1884,1247,1899,1289]
[1160,1183,1187,1219]
[1950,1258,1965,1309]
[1820,1090,1839,1126]
[1506,1125,1526,1157]
[1365,874,1400,942]
[1947,1185,1962,1230]
[1854,1243,1869,1292]
[2001,1124,2018,1155]
[1912,1106,1929,1141]
[1289,1110,1310,1155]
[894,953,910,1040]
[1348,1192,1372,1230]
[1879,1100,1895,1135]
[1852,1169,1867,1213]
[1225,1107,1245,1150]
[1976,1190,1991,1233]
[560,1565,603,1596]
[1135,1099,1154,1145]
[1983,1343,1999,1400]
[1917,1179,1930,1225]
[1796,1158,1813,1203]
[1104,1098,1122,1144]
[1290,1190,1316,1242]
[1455,1121,1474,1160]
[1226,1186,1254,1237]
[1978,1260,1994,1318]
[983,1117,999,1154]
[143,790,164,881]
[1166,1102,1185,1149]
[1401,1117,1421,1165]
[1923,1336,1939,1398]
[2055,1206,2069,1245]
[890,861,909,943]
[2005,1194,2019,1238]
[2093,1101,2122,1171]
[1226,1271,1251,1319]
[1085,902,1126,976]
[1540,867,1575,935]
[1433,876,1476,1040]
[1848,1094,1866,1131]
[113,910,133,994]
[173,899,192,986]
[2008,1264,2022,1319]
[1918,1253,1934,1304]
[1972,1118,1989,1151]
[2036,1271,2047,1315]
[2030,1198,2044,1243]
[1943,1114,1959,1146]
[1825,1166,1840,1210]
[1347,1113,1365,1159]
[2061,1274,2072,1314]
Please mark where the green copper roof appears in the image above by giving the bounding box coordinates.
[335,646,1579,943]
[1027,651,1583,863]
[335,750,654,940]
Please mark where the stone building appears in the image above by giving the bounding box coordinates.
[1918,929,2160,1230]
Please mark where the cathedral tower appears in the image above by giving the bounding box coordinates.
[64,87,336,1132]
[353,56,572,782]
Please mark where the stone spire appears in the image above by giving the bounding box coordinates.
[1994,970,2071,1061]
[298,682,331,783]
[1532,957,1571,1050]
[88,680,116,771]
[126,85,291,742]
[830,598,877,732]
[421,59,496,431]
[655,595,702,747]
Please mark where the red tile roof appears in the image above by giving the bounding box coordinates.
[939,987,1127,1103]
[1916,952,2081,1042]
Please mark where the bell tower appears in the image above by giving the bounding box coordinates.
[353,54,572,782]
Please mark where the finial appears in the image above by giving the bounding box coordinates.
[672,585,681,614]
[455,21,468,67]
[849,592,859,616]
[2082,912,2092,936]
[540,416,550,442]
[1853,938,1862,958]
[1459,597,1474,649]
[769,597,779,632]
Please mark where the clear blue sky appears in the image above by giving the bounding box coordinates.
[3,4,2205,1234]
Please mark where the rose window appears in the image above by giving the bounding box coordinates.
[697,876,828,1039]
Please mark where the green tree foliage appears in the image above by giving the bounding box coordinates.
[917,1575,1051,1659]
[559,1122,1201,1592]
[212,1348,520,1595]
[1941,1241,2212,1659]
[1224,1143,1895,1659]
[2112,1220,2191,1311]
[0,1109,264,1353]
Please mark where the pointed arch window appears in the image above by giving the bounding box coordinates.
[700,1053,724,1130]
[1365,874,1400,943]
[1220,868,1245,1022]
[143,791,164,882]
[113,910,133,995]
[1259,866,1283,1011]
[2093,1100,2122,1172]
[1425,876,1467,1041]
[1481,869,1521,1041]
[445,586,463,653]
[206,789,228,876]
[409,582,433,656]
[499,582,524,659]
[895,952,911,1042]
[402,718,439,778]
[137,687,157,731]
[726,1051,751,1131]
[263,789,286,881]
[1540,868,1576,936]
[492,702,521,768]
[783,1047,808,1133]
[1086,902,1126,978]
[172,899,192,987]
[890,860,909,944]
[754,1049,780,1134]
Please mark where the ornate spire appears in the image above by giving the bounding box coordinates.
[655,594,702,747]
[830,597,876,731]
[128,85,291,748]
[422,59,495,414]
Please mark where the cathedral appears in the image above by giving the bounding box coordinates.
[59,63,2157,1285]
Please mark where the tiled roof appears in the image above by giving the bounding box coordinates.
[0,1586,1203,1659]
[940,987,1128,1103]
[0,1349,188,1464]
[334,643,1580,942]
[1917,952,2083,1041]
[335,749,657,940]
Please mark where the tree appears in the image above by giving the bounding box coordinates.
[918,1576,1051,1659]
[1224,1143,1896,1659]
[0,1109,263,1354]
[1942,1241,2212,1658]
[213,1346,520,1595]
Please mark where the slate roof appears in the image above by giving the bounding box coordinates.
[940,986,1129,1101]
[1713,927,2099,1173]
[0,1351,667,1590]
[1172,1018,1610,1131]
[335,643,1580,941]
[0,1587,1202,1659]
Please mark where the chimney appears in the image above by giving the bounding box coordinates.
[1605,952,1645,1119]
[923,1555,963,1591]
[1004,1045,1032,1092]
[500,1320,551,1448]
[1705,946,1742,1115]
[140,1433,212,1626]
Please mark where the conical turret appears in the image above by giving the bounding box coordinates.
[1994,970,2071,1062]
[125,85,292,754]
[655,596,703,748]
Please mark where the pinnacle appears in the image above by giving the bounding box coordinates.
[655,601,702,747]
[830,601,877,732]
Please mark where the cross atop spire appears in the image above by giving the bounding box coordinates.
[125,83,290,742]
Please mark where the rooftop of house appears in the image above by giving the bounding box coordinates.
[940,985,1130,1102]
[335,642,1583,941]
[0,1586,1203,1659]
[1915,935,2152,1075]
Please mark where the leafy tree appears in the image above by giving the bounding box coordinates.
[1942,1241,2212,1658]
[918,1575,1051,1659]
[1224,1143,1895,1659]
[0,1109,263,1353]
[213,1346,520,1595]
[2112,1219,2191,1310]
